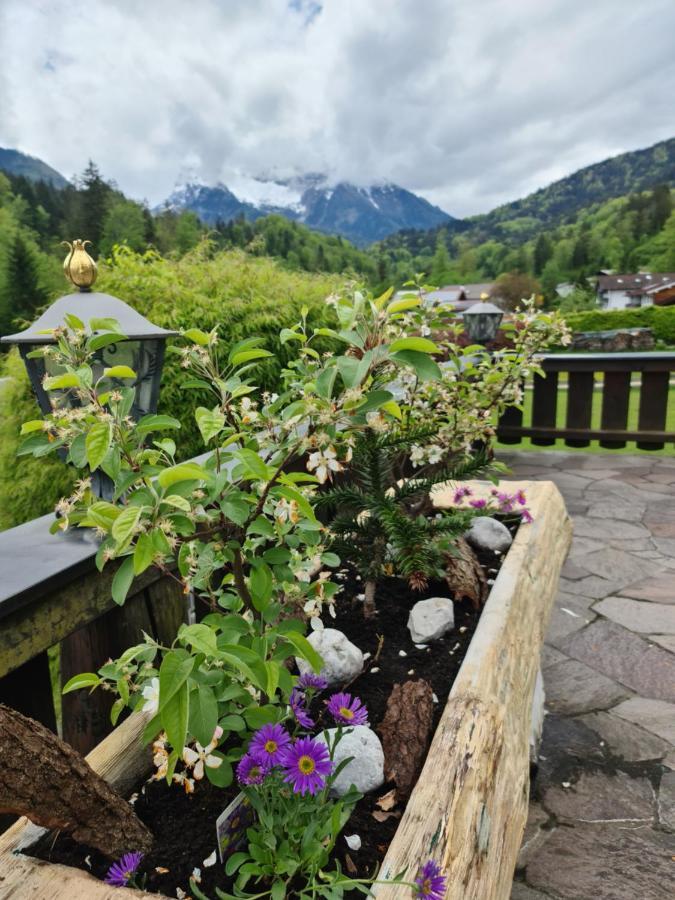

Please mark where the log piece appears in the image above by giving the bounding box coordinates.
[378,679,434,801]
[0,704,152,859]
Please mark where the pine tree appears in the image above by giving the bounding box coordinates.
[533,234,552,274]
[430,232,452,285]
[4,233,49,326]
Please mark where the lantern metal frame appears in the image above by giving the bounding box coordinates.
[461,299,504,346]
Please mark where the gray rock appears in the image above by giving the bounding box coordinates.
[319,725,384,796]
[407,597,455,643]
[543,658,629,715]
[579,711,669,762]
[296,628,363,686]
[650,634,675,653]
[620,574,675,604]
[581,547,652,587]
[464,516,513,553]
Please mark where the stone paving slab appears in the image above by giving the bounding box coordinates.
[559,618,675,702]
[544,658,630,715]
[578,711,671,762]
[501,452,675,900]
[619,574,675,603]
[592,596,675,634]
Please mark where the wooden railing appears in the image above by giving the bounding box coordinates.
[0,513,185,756]
[497,352,675,451]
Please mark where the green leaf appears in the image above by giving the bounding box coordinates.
[163,494,191,512]
[386,295,421,314]
[111,556,135,605]
[85,421,112,471]
[62,672,100,694]
[161,681,189,755]
[225,852,249,877]
[249,561,273,611]
[87,500,121,531]
[280,328,305,344]
[135,414,181,435]
[321,551,340,567]
[389,336,439,354]
[391,349,441,381]
[189,684,219,747]
[69,432,88,467]
[103,365,136,379]
[44,372,80,390]
[222,497,250,525]
[352,389,393,415]
[282,631,323,673]
[88,332,126,352]
[183,327,211,346]
[235,449,272,480]
[159,649,195,710]
[274,485,316,522]
[111,504,142,546]
[336,356,361,389]
[315,365,338,400]
[179,623,218,657]
[265,660,280,698]
[230,348,273,366]
[64,312,85,330]
[195,406,225,444]
[204,753,232,788]
[158,462,206,489]
[20,420,45,435]
[133,532,155,575]
[90,316,122,332]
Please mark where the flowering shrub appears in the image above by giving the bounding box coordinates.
[18,279,567,897]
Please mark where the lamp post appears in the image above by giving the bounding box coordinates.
[462,292,504,346]
[1,239,176,495]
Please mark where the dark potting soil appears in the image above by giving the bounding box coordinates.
[27,533,514,898]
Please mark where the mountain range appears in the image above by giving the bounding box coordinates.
[0,147,68,189]
[158,175,453,246]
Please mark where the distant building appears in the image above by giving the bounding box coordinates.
[393,282,501,314]
[596,272,675,309]
[555,282,575,298]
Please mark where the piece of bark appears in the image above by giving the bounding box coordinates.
[377,679,434,800]
[0,704,152,858]
[444,536,487,608]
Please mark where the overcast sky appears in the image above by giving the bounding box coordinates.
[1,0,674,217]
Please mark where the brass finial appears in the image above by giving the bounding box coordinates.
[62,239,97,291]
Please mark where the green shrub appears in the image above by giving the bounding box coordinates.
[0,351,74,530]
[565,305,675,345]
[0,244,342,528]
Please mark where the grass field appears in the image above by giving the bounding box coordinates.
[495,381,675,457]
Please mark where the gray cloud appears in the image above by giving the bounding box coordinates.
[0,0,673,217]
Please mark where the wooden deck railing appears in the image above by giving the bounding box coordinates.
[497,351,675,450]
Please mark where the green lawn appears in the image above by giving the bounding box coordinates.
[495,383,675,457]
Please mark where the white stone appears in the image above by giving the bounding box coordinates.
[319,726,385,796]
[465,516,513,553]
[296,628,364,686]
[345,834,362,851]
[407,597,455,643]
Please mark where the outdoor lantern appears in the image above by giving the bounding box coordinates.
[462,293,504,346]
[1,239,176,495]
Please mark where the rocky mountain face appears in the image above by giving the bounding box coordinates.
[160,174,453,246]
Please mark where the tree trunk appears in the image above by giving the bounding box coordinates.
[377,679,434,800]
[0,704,152,859]
[363,579,377,618]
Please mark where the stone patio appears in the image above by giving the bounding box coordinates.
[503,452,675,900]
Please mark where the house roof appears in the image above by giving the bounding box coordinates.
[597,272,675,293]
[441,282,497,302]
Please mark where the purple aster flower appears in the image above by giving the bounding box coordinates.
[290,688,315,729]
[280,736,332,795]
[452,486,472,504]
[326,692,369,726]
[414,859,446,900]
[297,672,328,691]
[105,851,144,887]
[521,508,534,524]
[237,752,270,786]
[515,489,527,506]
[469,498,487,509]
[249,723,291,765]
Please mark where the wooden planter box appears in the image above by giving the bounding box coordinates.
[0,480,571,900]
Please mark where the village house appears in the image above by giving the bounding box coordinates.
[596,271,675,309]
[394,282,501,314]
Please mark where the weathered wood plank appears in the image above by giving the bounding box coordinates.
[0,563,163,680]
[377,480,571,899]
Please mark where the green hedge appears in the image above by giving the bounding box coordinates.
[565,305,675,345]
[0,245,343,529]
